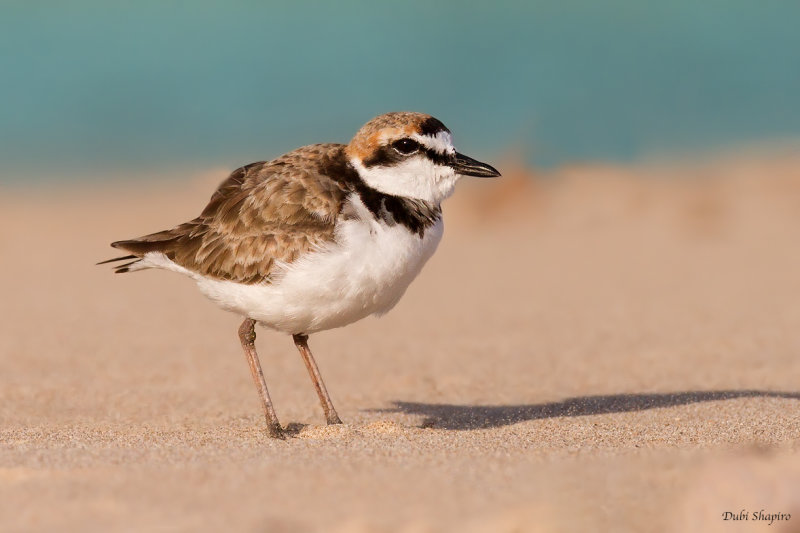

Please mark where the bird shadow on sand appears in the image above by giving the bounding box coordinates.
[380,390,800,430]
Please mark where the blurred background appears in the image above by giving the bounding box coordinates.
[2,4,800,532]
[1,0,799,182]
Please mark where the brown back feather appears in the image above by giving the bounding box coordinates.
[111,144,348,284]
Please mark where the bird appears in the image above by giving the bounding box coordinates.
[100,111,500,438]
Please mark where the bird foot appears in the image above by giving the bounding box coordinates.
[266,421,286,439]
[325,414,343,425]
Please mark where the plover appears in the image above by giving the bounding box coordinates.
[101,111,500,438]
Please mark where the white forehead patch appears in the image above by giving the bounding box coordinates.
[412,131,455,155]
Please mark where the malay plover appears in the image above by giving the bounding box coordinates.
[101,111,500,438]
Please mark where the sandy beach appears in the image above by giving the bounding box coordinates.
[1,153,799,532]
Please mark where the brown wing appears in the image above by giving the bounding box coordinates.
[110,144,348,284]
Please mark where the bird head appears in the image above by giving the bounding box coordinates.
[346,112,500,204]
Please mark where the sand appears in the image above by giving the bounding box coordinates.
[1,153,799,532]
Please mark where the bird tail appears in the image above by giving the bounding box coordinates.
[98,228,184,273]
[96,254,142,273]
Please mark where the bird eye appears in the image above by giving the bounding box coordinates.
[391,138,420,155]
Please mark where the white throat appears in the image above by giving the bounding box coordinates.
[350,156,460,205]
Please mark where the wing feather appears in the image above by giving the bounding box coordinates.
[108,144,348,284]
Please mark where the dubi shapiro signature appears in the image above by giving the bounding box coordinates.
[722,510,791,526]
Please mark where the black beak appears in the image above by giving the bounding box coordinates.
[451,152,501,178]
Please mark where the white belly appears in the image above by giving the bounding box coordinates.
[194,215,444,334]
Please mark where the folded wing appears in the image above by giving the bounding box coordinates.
[105,144,348,284]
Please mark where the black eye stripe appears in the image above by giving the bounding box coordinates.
[362,145,403,167]
[362,144,454,168]
[415,135,454,164]
[422,146,453,166]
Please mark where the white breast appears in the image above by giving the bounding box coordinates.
[193,196,444,334]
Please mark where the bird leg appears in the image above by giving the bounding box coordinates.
[292,334,342,425]
[238,318,284,438]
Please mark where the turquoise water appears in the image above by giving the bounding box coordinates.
[2,1,799,181]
